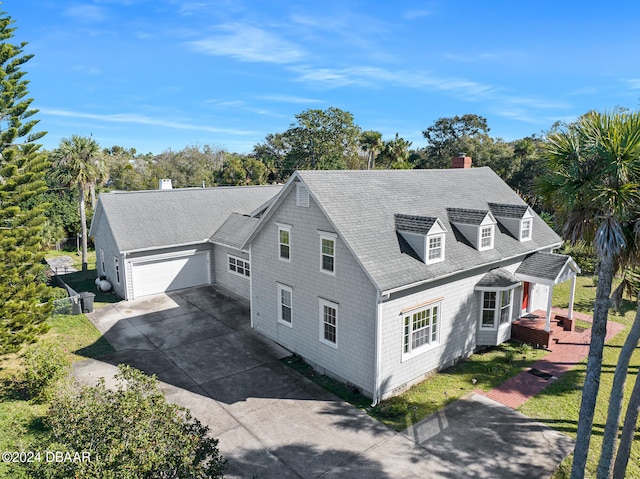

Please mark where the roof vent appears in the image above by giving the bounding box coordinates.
[159,179,173,190]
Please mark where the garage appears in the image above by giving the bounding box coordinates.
[130,251,211,298]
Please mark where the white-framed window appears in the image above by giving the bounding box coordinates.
[481,291,496,328]
[100,249,105,274]
[319,298,338,348]
[479,226,494,250]
[277,224,291,261]
[277,283,292,327]
[228,255,250,278]
[426,234,445,263]
[480,289,513,329]
[296,184,309,207]
[114,257,120,283]
[500,289,513,325]
[520,219,532,241]
[319,232,337,275]
[403,303,440,359]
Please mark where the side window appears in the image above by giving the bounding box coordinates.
[277,224,291,261]
[319,232,337,275]
[277,283,292,327]
[114,257,120,283]
[402,303,440,359]
[319,299,338,348]
[100,249,105,274]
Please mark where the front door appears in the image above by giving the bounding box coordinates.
[521,282,530,314]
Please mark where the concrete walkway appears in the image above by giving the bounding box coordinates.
[46,255,78,275]
[76,286,575,478]
[481,308,626,409]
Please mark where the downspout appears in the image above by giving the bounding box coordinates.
[371,291,389,407]
[249,245,254,329]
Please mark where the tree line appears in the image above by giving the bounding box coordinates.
[39,109,553,248]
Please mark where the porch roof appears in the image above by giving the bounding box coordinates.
[475,268,521,291]
[515,252,581,286]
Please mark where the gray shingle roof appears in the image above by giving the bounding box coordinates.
[515,251,573,281]
[91,185,282,253]
[488,202,530,219]
[210,213,260,250]
[475,268,521,289]
[394,214,438,234]
[291,168,562,293]
[447,208,491,225]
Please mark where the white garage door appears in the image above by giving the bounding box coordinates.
[131,251,210,298]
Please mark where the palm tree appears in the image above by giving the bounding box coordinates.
[538,110,640,479]
[53,135,105,273]
[359,130,383,169]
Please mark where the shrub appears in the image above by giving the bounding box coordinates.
[27,365,226,479]
[21,341,70,401]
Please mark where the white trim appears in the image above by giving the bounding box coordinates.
[277,283,293,327]
[480,289,513,330]
[426,233,445,264]
[520,218,532,241]
[276,223,291,262]
[319,298,338,349]
[227,254,250,278]
[401,301,441,361]
[478,225,494,251]
[318,232,337,276]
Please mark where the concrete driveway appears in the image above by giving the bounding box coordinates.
[75,285,573,478]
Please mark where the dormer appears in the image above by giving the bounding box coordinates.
[395,214,447,264]
[488,203,534,242]
[446,208,497,251]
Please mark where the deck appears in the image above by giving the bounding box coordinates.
[511,308,593,349]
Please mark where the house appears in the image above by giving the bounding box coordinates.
[88,184,282,300]
[243,160,579,402]
[90,158,580,403]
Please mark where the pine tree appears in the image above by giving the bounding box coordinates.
[0,10,52,354]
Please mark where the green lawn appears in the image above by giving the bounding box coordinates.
[0,313,113,478]
[520,275,640,479]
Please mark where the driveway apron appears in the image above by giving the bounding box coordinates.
[75,286,573,478]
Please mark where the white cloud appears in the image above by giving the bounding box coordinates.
[40,108,255,136]
[188,24,304,64]
[624,79,640,89]
[64,4,109,22]
[403,9,434,20]
[259,94,324,104]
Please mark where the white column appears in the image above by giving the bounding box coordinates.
[545,284,554,332]
[568,276,576,320]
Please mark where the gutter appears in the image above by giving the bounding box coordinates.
[123,239,211,255]
[371,291,389,407]
[380,242,563,297]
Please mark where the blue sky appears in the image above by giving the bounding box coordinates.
[9,1,640,155]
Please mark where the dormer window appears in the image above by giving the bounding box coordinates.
[488,202,533,243]
[395,214,447,264]
[520,219,532,241]
[427,234,445,263]
[480,226,494,250]
[447,208,497,252]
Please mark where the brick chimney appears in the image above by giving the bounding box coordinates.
[452,155,472,169]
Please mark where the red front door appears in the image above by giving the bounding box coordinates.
[522,282,530,312]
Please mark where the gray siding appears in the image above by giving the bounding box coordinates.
[213,246,251,300]
[91,215,127,299]
[251,186,378,396]
[377,262,523,398]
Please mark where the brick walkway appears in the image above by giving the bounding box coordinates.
[477,308,626,409]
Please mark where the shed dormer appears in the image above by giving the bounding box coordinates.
[488,203,534,242]
[395,214,447,264]
[446,208,497,251]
